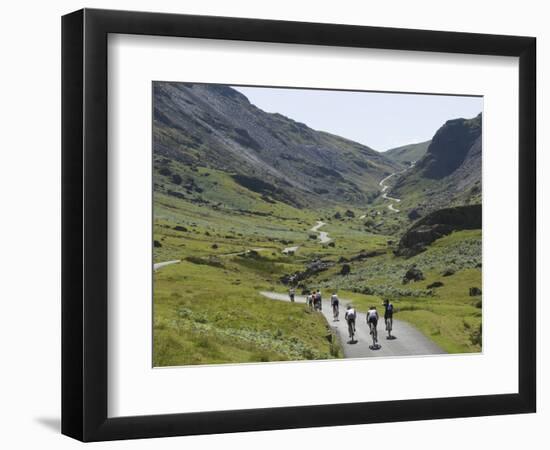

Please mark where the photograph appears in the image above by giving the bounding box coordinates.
[152,82,483,367]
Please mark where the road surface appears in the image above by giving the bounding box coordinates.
[259,291,445,358]
[286,221,331,254]
[154,260,181,271]
[282,246,300,254]
[379,173,402,212]
[310,221,331,243]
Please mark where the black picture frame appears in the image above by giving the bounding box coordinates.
[62,8,536,442]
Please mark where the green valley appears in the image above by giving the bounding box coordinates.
[152,82,483,366]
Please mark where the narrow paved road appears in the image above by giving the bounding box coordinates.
[282,246,299,254]
[153,260,181,271]
[310,221,331,243]
[379,173,402,212]
[378,161,416,213]
[259,291,445,358]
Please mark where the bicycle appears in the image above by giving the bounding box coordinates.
[347,319,356,342]
[369,321,378,348]
[332,304,339,321]
[385,317,393,339]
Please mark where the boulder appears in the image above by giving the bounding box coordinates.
[340,264,351,276]
[408,208,422,221]
[442,268,455,277]
[402,265,425,284]
[349,249,385,262]
[427,281,444,289]
[469,287,482,296]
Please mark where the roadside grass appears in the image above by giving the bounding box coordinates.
[153,259,342,367]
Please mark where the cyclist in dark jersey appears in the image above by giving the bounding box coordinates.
[331,293,340,321]
[383,299,394,338]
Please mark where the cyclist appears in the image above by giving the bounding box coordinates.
[289,288,295,302]
[383,299,394,338]
[331,293,340,321]
[345,304,357,340]
[367,306,379,347]
[314,290,322,311]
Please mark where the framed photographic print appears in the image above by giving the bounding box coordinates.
[62,8,536,442]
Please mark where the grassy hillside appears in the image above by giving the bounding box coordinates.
[384,140,430,164]
[154,82,400,208]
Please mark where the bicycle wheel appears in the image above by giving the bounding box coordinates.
[369,323,377,347]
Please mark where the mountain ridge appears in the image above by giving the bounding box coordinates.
[153,82,401,209]
[389,113,482,216]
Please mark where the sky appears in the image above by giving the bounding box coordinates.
[233,86,482,151]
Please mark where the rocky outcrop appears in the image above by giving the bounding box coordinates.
[280,259,334,285]
[340,264,351,276]
[390,114,482,213]
[402,265,425,284]
[349,249,385,262]
[396,204,481,257]
[417,114,482,180]
[469,287,482,296]
[408,208,422,221]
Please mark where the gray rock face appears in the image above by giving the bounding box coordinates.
[390,114,482,213]
[418,115,482,180]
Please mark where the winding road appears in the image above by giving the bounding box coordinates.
[310,221,331,243]
[378,161,416,213]
[379,173,402,212]
[282,221,331,254]
[259,291,445,358]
